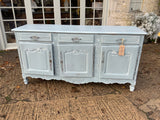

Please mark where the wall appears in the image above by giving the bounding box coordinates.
[107,0,159,26]
[0,24,4,50]
[141,0,159,14]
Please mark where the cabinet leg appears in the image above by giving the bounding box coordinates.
[23,76,28,84]
[129,84,135,92]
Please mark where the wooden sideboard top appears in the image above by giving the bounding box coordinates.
[12,24,147,35]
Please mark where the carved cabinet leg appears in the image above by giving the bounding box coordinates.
[23,76,28,84]
[130,84,135,92]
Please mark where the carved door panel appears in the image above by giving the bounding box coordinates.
[59,44,93,77]
[101,46,139,79]
[19,42,54,75]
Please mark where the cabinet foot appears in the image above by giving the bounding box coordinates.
[23,77,28,84]
[130,84,135,92]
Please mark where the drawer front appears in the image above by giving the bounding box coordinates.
[97,35,140,44]
[58,34,94,43]
[17,32,52,41]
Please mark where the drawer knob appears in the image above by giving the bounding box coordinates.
[116,38,126,44]
[121,38,124,45]
[30,36,40,40]
[72,37,81,42]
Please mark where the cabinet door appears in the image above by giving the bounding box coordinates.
[59,44,93,77]
[101,46,139,79]
[19,42,54,75]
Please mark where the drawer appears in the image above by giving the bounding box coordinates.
[97,35,140,44]
[58,34,94,43]
[17,32,52,42]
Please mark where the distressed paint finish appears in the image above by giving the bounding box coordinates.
[12,24,147,91]
[59,44,93,77]
[12,24,147,35]
[101,46,139,79]
[19,42,54,75]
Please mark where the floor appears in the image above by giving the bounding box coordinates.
[0,44,160,120]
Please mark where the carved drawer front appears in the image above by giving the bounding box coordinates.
[17,32,52,41]
[58,34,94,43]
[96,35,140,44]
[19,42,54,75]
[101,45,139,79]
[59,44,93,77]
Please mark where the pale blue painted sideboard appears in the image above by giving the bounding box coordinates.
[12,24,147,91]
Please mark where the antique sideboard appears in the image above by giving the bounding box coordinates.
[12,24,147,91]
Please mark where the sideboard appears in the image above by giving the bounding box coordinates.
[12,24,147,91]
